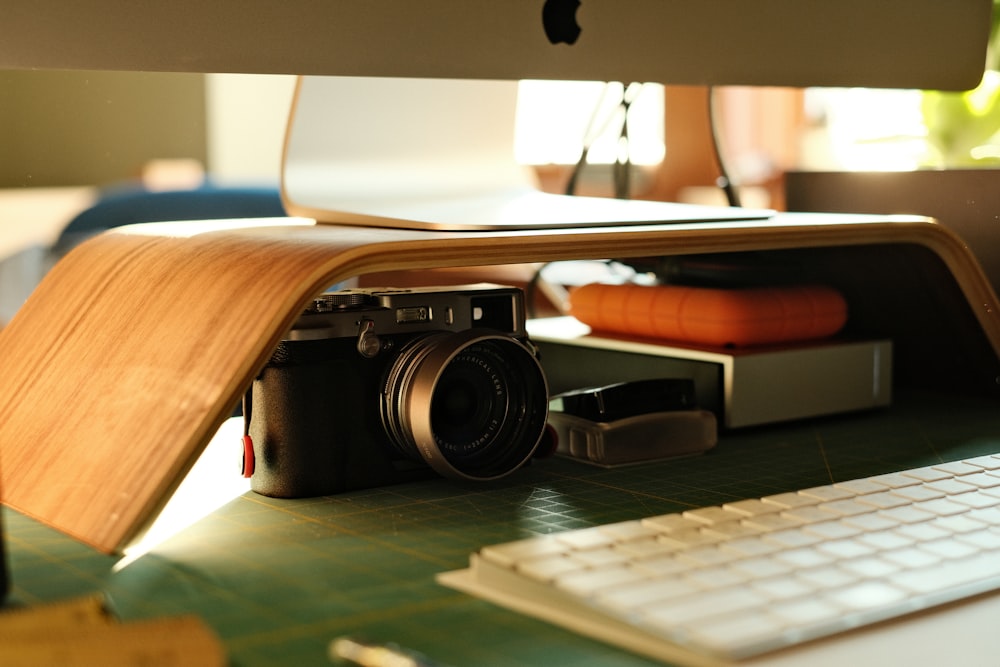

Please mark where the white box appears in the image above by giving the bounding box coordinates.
[528,317,892,429]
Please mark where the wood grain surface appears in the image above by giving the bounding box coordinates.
[0,594,224,667]
[1,214,997,554]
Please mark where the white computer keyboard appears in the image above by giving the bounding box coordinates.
[439,453,1000,666]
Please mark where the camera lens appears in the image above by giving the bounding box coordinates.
[382,330,548,481]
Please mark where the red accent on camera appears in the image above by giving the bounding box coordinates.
[241,435,255,478]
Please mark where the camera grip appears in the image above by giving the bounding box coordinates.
[249,363,351,498]
[248,352,433,498]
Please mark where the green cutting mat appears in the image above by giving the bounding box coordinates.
[6,388,1000,667]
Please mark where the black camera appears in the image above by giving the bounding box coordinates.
[247,285,549,498]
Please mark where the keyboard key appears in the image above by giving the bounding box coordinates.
[913,497,973,517]
[722,498,784,517]
[800,485,857,502]
[744,513,806,531]
[659,529,723,549]
[919,538,979,560]
[818,498,878,517]
[803,520,862,540]
[719,536,782,558]
[643,587,767,626]
[815,538,874,560]
[854,529,913,551]
[958,529,1000,550]
[572,546,632,568]
[855,491,912,509]
[966,506,1000,524]
[839,556,900,579]
[555,526,619,550]
[923,478,980,496]
[881,547,939,570]
[825,580,907,610]
[595,576,698,612]
[782,505,839,523]
[761,491,822,509]
[890,551,1000,594]
[835,479,888,495]
[614,537,677,559]
[770,597,843,627]
[890,485,945,502]
[878,504,936,524]
[867,471,922,489]
[842,512,898,532]
[632,554,690,577]
[763,529,821,549]
[684,506,744,525]
[933,461,986,476]
[642,513,705,533]
[949,489,1000,509]
[893,521,950,542]
[963,454,1000,470]
[555,565,647,596]
[796,565,860,589]
[682,565,750,590]
[684,612,787,656]
[751,575,814,600]
[953,472,1000,488]
[703,520,767,539]
[774,547,833,569]
[729,556,793,579]
[480,535,565,567]
[902,466,953,482]
[928,514,985,534]
[517,554,584,581]
[676,545,740,567]
[598,520,663,542]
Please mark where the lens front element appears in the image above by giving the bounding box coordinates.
[382,330,548,480]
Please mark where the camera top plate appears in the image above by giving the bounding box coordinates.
[287,285,527,342]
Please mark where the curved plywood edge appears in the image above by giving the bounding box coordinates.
[0,213,997,553]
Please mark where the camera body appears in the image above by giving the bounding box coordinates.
[248,285,549,498]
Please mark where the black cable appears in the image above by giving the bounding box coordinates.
[707,86,742,208]
[613,83,642,199]
[564,146,592,197]
[565,83,616,196]
[565,83,642,198]
[524,263,550,319]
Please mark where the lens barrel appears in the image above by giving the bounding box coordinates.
[382,330,548,480]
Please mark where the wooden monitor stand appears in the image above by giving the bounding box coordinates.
[1,213,998,554]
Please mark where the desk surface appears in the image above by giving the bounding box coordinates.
[6,389,1000,667]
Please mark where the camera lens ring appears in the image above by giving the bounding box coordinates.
[382,329,548,481]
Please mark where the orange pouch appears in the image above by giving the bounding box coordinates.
[568,283,848,347]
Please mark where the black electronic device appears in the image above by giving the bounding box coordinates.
[549,377,696,422]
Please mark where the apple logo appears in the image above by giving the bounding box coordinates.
[542,0,582,45]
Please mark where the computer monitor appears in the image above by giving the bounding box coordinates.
[1,0,993,230]
[0,0,990,89]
